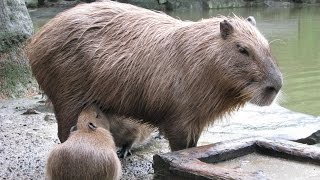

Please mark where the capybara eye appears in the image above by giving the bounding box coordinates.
[237,44,249,56]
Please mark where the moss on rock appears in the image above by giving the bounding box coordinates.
[0,50,37,98]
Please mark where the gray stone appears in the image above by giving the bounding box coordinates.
[0,0,33,53]
[25,0,38,8]
[114,0,320,10]
[0,0,35,98]
[204,0,265,9]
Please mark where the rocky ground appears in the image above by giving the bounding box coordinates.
[0,95,319,179]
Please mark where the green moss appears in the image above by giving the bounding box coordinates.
[25,0,38,8]
[0,51,36,98]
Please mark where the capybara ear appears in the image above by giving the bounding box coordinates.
[220,20,234,39]
[88,122,97,131]
[247,16,256,26]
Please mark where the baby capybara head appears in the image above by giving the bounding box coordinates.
[213,16,282,106]
[75,106,106,132]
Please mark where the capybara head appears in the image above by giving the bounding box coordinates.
[75,105,110,132]
[208,16,282,106]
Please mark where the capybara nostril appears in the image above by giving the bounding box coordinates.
[266,86,277,93]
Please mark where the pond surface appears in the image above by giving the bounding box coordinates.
[214,153,320,180]
[29,6,320,116]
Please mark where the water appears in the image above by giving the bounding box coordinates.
[29,6,320,116]
[214,153,320,180]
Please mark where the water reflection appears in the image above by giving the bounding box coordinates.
[29,6,320,116]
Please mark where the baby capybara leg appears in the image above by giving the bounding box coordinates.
[117,144,133,158]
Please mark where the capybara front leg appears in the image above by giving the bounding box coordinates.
[57,116,77,143]
[55,109,80,143]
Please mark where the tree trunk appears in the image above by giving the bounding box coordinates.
[0,0,36,98]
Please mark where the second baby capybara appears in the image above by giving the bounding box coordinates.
[96,113,155,158]
[46,106,122,180]
[27,1,282,151]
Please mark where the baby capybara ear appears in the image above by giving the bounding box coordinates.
[220,20,234,39]
[247,16,256,26]
[88,122,97,131]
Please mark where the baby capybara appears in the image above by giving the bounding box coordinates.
[27,1,282,151]
[96,114,155,158]
[46,106,121,180]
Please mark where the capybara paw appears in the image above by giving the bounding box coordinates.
[117,148,132,158]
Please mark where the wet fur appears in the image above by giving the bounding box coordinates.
[27,1,282,150]
[46,106,122,180]
[97,114,155,158]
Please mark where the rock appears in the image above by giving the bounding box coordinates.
[0,0,33,53]
[106,0,320,10]
[22,109,41,115]
[0,0,36,98]
[44,114,56,123]
[25,0,38,8]
[158,0,166,4]
[295,130,320,145]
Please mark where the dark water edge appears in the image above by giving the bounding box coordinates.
[28,5,320,116]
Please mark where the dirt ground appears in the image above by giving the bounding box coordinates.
[1,95,319,179]
[0,95,170,180]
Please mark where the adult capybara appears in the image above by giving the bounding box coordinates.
[27,1,282,151]
[46,106,121,180]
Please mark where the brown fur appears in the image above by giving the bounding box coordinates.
[27,1,282,151]
[46,106,122,180]
[97,114,155,158]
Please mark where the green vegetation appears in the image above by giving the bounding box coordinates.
[0,50,35,98]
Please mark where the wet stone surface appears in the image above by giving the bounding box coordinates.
[0,95,319,179]
[215,153,320,180]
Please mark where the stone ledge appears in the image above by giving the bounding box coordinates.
[153,138,320,179]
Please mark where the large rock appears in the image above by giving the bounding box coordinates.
[25,0,38,8]
[116,0,320,10]
[0,0,35,98]
[0,0,33,53]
